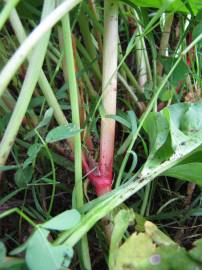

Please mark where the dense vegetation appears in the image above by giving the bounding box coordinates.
[1,0,202,269]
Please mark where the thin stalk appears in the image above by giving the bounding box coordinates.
[0,0,55,166]
[35,130,56,215]
[97,0,118,196]
[134,10,152,88]
[87,0,103,54]
[0,0,82,98]
[9,9,69,128]
[0,207,37,228]
[78,4,101,76]
[0,0,20,31]
[157,13,174,75]
[60,9,91,270]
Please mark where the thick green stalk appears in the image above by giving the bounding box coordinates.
[0,0,55,166]
[60,9,92,270]
[0,0,82,98]
[0,0,20,31]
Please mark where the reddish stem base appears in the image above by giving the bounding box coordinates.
[82,154,112,196]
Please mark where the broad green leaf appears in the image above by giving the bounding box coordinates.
[164,107,189,150]
[160,57,189,87]
[162,162,202,185]
[0,257,27,270]
[0,241,6,262]
[109,209,134,270]
[14,166,32,188]
[42,209,80,231]
[151,245,199,270]
[114,221,202,270]
[45,124,82,143]
[189,239,202,263]
[193,21,202,41]
[28,143,42,157]
[115,233,155,270]
[180,100,202,133]
[144,221,175,246]
[26,228,73,270]
[142,100,202,179]
[143,112,169,155]
[121,0,202,14]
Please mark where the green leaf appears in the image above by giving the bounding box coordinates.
[143,112,169,155]
[0,257,27,270]
[124,151,138,180]
[127,110,137,134]
[109,209,134,270]
[189,239,202,263]
[180,100,202,133]
[145,221,175,246]
[15,166,32,188]
[115,233,155,270]
[121,0,202,14]
[26,228,73,270]
[163,162,202,185]
[0,241,6,263]
[114,220,202,270]
[45,124,82,143]
[23,143,43,168]
[160,57,189,86]
[193,21,202,41]
[42,209,80,231]
[152,245,199,270]
[36,108,53,130]
[106,114,131,129]
[24,108,53,140]
[164,106,189,150]
[0,165,19,172]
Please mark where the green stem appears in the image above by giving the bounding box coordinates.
[78,4,101,77]
[0,0,55,166]
[0,0,20,31]
[60,8,92,270]
[0,0,82,98]
[157,13,174,75]
[9,9,69,126]
[35,130,56,215]
[0,207,37,228]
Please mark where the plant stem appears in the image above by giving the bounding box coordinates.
[78,4,101,77]
[9,9,69,127]
[0,0,55,166]
[0,0,20,31]
[157,13,174,75]
[60,9,92,270]
[97,0,118,196]
[0,0,82,98]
